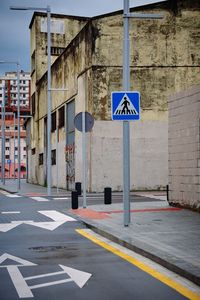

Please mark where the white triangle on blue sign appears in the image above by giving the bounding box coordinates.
[114,93,139,116]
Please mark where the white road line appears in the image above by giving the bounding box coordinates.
[38,210,76,222]
[6,194,21,198]
[7,266,34,298]
[1,211,20,214]
[53,197,70,200]
[30,197,49,202]
[30,278,72,289]
[25,270,65,280]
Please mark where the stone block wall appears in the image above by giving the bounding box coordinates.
[168,85,200,210]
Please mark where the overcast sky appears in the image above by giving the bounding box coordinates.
[0,0,164,75]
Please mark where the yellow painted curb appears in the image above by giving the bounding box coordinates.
[76,229,200,300]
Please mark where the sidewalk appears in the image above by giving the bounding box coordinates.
[69,197,200,286]
[0,180,199,286]
[0,179,69,196]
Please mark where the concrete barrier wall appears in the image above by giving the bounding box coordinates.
[168,85,200,210]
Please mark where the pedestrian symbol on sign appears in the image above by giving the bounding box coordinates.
[114,94,138,115]
[112,91,140,121]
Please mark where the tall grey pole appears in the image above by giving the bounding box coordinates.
[56,127,59,193]
[123,0,131,226]
[2,84,5,184]
[14,114,16,179]
[82,111,87,208]
[17,63,20,190]
[47,5,52,196]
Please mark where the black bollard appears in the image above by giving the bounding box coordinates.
[104,187,112,205]
[166,184,169,202]
[71,190,78,209]
[75,182,82,196]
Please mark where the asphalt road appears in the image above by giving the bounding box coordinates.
[0,192,188,300]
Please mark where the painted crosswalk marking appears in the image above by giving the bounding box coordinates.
[30,196,49,202]
[6,194,21,198]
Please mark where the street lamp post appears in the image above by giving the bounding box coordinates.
[122,0,163,226]
[10,5,52,196]
[1,83,5,184]
[0,61,20,190]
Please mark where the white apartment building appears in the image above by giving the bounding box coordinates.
[0,71,30,109]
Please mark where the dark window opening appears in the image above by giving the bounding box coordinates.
[51,149,56,165]
[58,106,65,128]
[39,153,43,165]
[51,111,56,132]
[31,148,36,155]
[31,93,35,116]
[46,46,65,56]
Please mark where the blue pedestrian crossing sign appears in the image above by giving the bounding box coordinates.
[111,91,140,121]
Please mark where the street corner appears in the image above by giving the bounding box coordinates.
[68,208,110,220]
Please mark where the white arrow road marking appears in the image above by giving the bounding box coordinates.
[30,197,49,202]
[38,210,76,222]
[0,211,76,232]
[0,210,76,232]
[59,264,92,288]
[0,253,37,267]
[24,221,67,231]
[29,278,72,290]
[0,222,23,232]
[7,266,34,298]
[0,253,92,298]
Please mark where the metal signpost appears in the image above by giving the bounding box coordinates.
[74,111,94,208]
[121,0,163,226]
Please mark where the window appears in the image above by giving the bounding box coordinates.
[5,138,9,142]
[31,93,35,116]
[31,148,36,155]
[58,106,65,128]
[5,155,10,159]
[5,147,9,150]
[23,147,26,151]
[46,46,65,56]
[51,111,56,132]
[31,51,36,73]
[51,149,56,165]
[6,126,10,130]
[15,147,18,151]
[39,153,43,165]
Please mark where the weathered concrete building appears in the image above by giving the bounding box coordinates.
[27,0,200,192]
